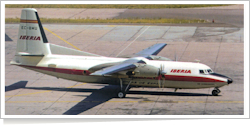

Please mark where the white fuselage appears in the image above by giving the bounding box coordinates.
[19,54,229,89]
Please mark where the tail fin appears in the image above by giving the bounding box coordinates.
[16,8,50,56]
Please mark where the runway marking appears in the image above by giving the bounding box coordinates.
[5,100,243,104]
[108,25,116,27]
[116,26,150,57]
[66,83,86,88]
[5,90,52,97]
[43,27,81,50]
[5,83,86,98]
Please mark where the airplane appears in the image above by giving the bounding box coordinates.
[10,8,233,98]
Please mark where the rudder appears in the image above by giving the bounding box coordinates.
[16,8,50,56]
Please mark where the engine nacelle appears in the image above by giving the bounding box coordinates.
[129,64,159,77]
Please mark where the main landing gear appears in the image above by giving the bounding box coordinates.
[117,79,132,98]
[212,87,221,96]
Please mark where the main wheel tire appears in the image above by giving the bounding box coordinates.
[118,91,126,98]
[212,90,219,96]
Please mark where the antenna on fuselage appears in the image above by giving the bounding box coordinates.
[174,44,178,61]
[194,59,200,63]
[175,53,178,61]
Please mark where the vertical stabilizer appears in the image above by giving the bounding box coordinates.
[16,8,50,56]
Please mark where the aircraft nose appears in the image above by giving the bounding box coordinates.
[210,73,233,84]
[227,78,233,84]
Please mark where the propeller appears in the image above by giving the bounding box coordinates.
[174,46,178,61]
[175,52,178,61]
[158,64,166,88]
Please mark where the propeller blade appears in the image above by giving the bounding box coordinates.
[158,77,161,88]
[158,67,161,88]
[162,76,165,88]
[158,64,165,88]
[175,53,178,61]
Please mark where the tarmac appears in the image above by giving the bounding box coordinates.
[5,24,244,116]
[4,5,245,116]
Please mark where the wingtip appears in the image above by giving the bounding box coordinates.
[160,43,167,46]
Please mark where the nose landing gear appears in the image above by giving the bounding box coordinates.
[212,87,221,96]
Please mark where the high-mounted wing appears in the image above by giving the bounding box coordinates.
[90,57,146,76]
[90,44,167,76]
[134,43,167,57]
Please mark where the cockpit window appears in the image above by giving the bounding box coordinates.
[200,69,213,74]
[207,69,213,73]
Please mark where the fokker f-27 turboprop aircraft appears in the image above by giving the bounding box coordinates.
[10,8,233,98]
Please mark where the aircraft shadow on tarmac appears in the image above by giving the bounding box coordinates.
[5,34,13,41]
[6,81,212,115]
[5,81,28,92]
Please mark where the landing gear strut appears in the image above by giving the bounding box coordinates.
[117,79,131,98]
[212,87,221,96]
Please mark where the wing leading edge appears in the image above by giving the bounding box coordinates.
[134,43,167,57]
[90,63,136,76]
[90,58,146,76]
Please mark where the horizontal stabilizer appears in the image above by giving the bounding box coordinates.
[16,52,44,57]
[10,60,21,65]
[49,44,101,57]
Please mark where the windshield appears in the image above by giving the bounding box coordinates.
[207,69,213,73]
[199,69,213,74]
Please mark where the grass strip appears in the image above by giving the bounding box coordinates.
[5,4,231,9]
[6,18,207,24]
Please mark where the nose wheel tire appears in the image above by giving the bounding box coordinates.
[212,88,221,96]
[118,91,126,98]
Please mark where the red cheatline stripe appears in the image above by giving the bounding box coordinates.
[21,65,225,83]
[20,20,38,23]
[164,75,225,82]
[21,65,91,75]
[134,75,225,83]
